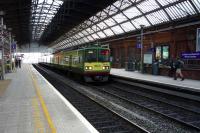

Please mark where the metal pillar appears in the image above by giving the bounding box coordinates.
[140,25,145,73]
[0,17,5,79]
[8,29,12,71]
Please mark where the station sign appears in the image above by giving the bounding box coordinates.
[181,52,200,59]
[136,43,141,48]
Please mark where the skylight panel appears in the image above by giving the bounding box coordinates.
[31,0,63,40]
[97,31,106,38]
[159,0,179,6]
[165,1,195,20]
[123,6,141,19]
[192,0,200,12]
[112,13,128,23]
[81,30,89,36]
[120,0,132,10]
[91,25,101,32]
[111,25,124,34]
[137,0,159,13]
[146,10,169,25]
[131,17,150,28]
[104,28,114,36]
[97,22,108,30]
[108,5,118,15]
[120,21,135,32]
[104,18,116,27]
[85,28,94,34]
[91,33,100,39]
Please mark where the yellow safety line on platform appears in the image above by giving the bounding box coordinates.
[28,65,56,133]
[32,97,45,133]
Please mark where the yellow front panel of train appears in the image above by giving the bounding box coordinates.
[84,62,110,71]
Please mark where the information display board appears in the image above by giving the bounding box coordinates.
[144,53,153,64]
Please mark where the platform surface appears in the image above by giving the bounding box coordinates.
[0,64,98,133]
[111,68,200,91]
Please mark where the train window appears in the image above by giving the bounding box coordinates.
[99,49,110,62]
[85,49,97,62]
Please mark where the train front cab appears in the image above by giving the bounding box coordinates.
[83,48,110,82]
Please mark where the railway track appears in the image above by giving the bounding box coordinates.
[84,79,200,131]
[33,64,148,133]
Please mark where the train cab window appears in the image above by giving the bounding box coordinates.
[98,49,110,62]
[85,49,97,62]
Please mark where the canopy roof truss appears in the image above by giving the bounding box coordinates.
[31,0,63,40]
[52,0,200,51]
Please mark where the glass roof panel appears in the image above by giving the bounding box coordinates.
[123,6,141,19]
[108,5,118,15]
[81,30,89,36]
[91,33,100,39]
[112,13,128,23]
[85,28,94,34]
[111,25,124,34]
[78,32,84,38]
[131,17,150,28]
[97,22,108,30]
[192,0,200,11]
[120,21,135,32]
[159,0,179,6]
[31,0,63,40]
[165,1,195,20]
[87,36,94,41]
[137,0,159,13]
[104,28,114,36]
[97,31,106,38]
[146,10,169,25]
[104,18,116,26]
[119,0,132,10]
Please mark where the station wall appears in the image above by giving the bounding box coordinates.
[110,24,200,80]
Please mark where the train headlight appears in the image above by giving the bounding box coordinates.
[89,66,92,70]
[103,66,109,70]
[85,66,93,70]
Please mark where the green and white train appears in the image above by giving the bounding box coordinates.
[42,46,111,82]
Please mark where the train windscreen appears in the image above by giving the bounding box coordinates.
[98,49,110,62]
[85,49,97,62]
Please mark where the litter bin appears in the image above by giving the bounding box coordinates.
[152,62,159,75]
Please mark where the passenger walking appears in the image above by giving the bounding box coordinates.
[169,58,176,79]
[174,57,184,81]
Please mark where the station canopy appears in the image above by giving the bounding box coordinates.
[51,0,200,51]
[31,0,63,40]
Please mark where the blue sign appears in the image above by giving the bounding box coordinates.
[11,43,16,50]
[181,52,200,59]
[136,43,141,49]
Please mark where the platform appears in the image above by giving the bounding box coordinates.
[0,64,98,133]
[111,68,200,92]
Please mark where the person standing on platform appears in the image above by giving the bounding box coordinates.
[18,58,22,68]
[174,57,184,81]
[15,57,18,68]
